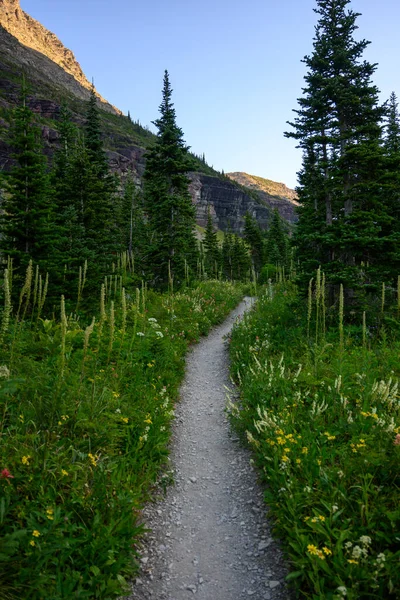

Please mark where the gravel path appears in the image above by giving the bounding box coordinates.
[128,298,290,600]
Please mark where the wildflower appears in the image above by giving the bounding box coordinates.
[336,587,347,597]
[148,318,158,323]
[121,417,129,424]
[112,392,120,398]
[332,504,339,513]
[318,515,325,522]
[376,553,386,564]
[359,536,371,546]
[144,415,152,424]
[46,508,54,520]
[277,437,286,445]
[32,530,40,537]
[281,454,290,462]
[0,468,14,479]
[317,459,322,466]
[394,434,400,446]
[344,542,353,549]
[307,544,318,555]
[316,549,326,560]
[347,559,358,564]
[19,414,24,422]
[21,455,31,465]
[136,332,145,337]
[155,331,164,338]
[61,470,69,476]
[296,458,301,465]
[0,365,10,378]
[323,547,332,556]
[115,408,121,414]
[29,540,35,547]
[88,453,98,467]
[304,486,311,493]
[337,470,344,478]
[352,546,362,559]
[302,447,308,454]
[147,363,154,368]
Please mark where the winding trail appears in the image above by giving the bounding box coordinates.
[129,298,289,600]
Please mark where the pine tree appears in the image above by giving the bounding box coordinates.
[265,210,289,267]
[49,106,91,295]
[0,80,55,275]
[286,0,397,290]
[203,206,220,278]
[143,71,198,286]
[243,213,265,275]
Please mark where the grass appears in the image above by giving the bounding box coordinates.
[0,263,245,600]
[228,279,400,600]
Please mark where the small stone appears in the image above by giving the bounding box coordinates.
[186,584,197,593]
[247,591,256,596]
[269,580,281,589]
[189,476,197,483]
[258,540,271,551]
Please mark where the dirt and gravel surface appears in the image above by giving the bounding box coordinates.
[128,298,290,600]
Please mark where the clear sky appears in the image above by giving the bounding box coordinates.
[20,0,400,189]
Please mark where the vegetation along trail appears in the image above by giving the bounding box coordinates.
[129,298,289,600]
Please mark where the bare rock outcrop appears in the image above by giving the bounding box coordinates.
[0,0,120,114]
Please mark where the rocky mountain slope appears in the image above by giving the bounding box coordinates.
[227,172,298,224]
[0,0,297,232]
[0,0,119,113]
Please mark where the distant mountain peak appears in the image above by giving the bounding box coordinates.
[227,172,298,204]
[0,0,121,114]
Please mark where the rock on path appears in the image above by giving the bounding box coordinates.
[128,298,290,600]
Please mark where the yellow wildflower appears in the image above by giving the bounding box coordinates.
[348,559,358,564]
[316,550,326,560]
[281,455,290,462]
[21,455,31,465]
[296,458,301,464]
[46,508,54,521]
[32,530,40,537]
[29,540,35,547]
[302,447,308,454]
[317,459,322,466]
[121,417,129,424]
[88,453,98,467]
[323,547,332,556]
[277,437,286,445]
[61,469,69,476]
[307,544,318,555]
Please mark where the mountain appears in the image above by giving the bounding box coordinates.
[227,172,298,224]
[0,0,297,232]
[0,0,119,113]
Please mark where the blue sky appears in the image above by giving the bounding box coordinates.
[21,0,400,188]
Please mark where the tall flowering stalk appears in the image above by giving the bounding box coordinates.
[339,283,344,352]
[0,269,12,344]
[307,278,313,343]
[108,301,115,360]
[60,295,68,377]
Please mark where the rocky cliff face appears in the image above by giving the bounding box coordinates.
[189,173,271,233]
[227,172,298,224]
[0,0,120,114]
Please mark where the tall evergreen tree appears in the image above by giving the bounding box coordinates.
[203,206,220,278]
[143,71,198,286]
[243,213,265,275]
[286,0,397,290]
[265,210,289,267]
[0,81,55,274]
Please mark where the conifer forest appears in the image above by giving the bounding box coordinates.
[0,1,399,599]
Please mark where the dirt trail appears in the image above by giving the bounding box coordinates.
[129,298,289,600]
